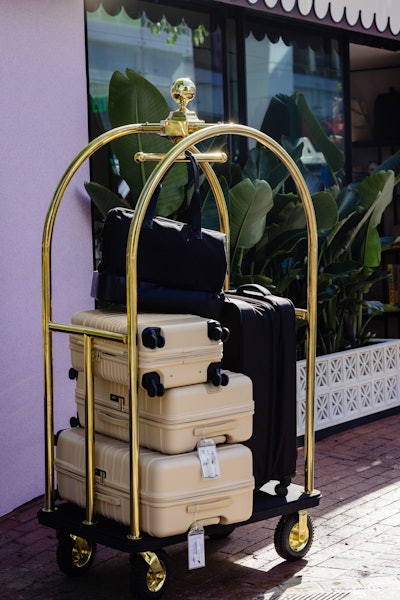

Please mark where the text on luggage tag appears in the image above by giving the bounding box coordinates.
[197,438,221,479]
[187,525,205,570]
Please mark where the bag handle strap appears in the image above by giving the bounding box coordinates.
[234,283,271,299]
[143,151,202,239]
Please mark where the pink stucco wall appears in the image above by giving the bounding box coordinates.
[0,1,93,515]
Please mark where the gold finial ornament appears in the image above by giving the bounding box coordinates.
[162,77,204,138]
[170,77,196,112]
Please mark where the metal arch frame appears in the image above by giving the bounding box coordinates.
[41,121,317,542]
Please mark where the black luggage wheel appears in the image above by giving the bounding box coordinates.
[141,327,165,349]
[142,372,165,397]
[207,363,229,387]
[207,320,230,342]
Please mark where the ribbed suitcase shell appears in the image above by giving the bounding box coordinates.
[70,309,223,390]
[55,428,254,537]
[75,371,254,453]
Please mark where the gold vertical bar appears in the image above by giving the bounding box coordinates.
[42,218,55,512]
[125,144,230,540]
[126,221,141,540]
[40,123,160,515]
[83,334,96,525]
[42,329,54,512]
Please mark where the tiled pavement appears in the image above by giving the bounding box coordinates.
[1,413,400,600]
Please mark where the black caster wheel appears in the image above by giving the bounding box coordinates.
[274,482,289,497]
[130,550,169,599]
[56,532,96,576]
[274,512,314,561]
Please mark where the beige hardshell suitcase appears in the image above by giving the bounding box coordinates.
[75,371,254,453]
[70,309,227,395]
[55,428,254,537]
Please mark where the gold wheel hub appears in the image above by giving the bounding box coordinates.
[288,522,309,552]
[71,535,92,568]
[146,561,167,593]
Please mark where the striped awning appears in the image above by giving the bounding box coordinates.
[222,0,400,38]
[85,0,400,39]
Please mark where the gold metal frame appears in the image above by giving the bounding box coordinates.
[41,121,317,541]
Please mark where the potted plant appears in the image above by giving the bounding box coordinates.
[87,70,400,355]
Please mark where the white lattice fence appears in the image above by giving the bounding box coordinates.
[296,340,400,436]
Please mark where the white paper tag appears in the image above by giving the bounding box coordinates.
[188,526,205,570]
[197,439,221,479]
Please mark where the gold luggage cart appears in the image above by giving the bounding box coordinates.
[38,79,320,599]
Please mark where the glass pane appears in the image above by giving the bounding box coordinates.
[245,27,344,154]
[86,3,223,134]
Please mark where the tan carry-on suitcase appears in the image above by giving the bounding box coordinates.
[74,371,254,453]
[70,309,228,396]
[55,427,254,537]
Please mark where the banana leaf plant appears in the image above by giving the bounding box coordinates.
[86,70,400,356]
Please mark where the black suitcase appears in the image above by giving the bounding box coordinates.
[220,284,297,493]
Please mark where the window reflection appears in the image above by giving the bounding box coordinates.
[245,28,344,152]
[86,3,223,133]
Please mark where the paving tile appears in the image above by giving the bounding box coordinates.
[1,413,400,599]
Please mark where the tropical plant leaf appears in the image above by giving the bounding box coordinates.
[372,149,400,183]
[243,144,303,193]
[229,179,273,260]
[271,191,338,233]
[84,181,129,218]
[322,260,362,276]
[295,92,345,174]
[201,175,230,232]
[335,183,360,219]
[356,170,394,227]
[108,69,187,214]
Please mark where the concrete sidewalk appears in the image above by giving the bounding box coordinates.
[1,413,400,600]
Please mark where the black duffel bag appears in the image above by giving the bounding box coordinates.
[93,152,228,301]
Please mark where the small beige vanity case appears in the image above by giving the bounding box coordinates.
[70,309,227,395]
[55,427,254,537]
[75,371,254,453]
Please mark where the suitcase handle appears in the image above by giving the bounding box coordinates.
[193,420,235,438]
[187,497,232,514]
[95,491,122,506]
[99,412,128,428]
[235,283,271,299]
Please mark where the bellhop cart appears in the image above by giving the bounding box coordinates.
[38,79,321,598]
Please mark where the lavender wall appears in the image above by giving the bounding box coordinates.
[0,0,93,516]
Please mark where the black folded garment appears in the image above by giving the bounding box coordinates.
[91,271,225,320]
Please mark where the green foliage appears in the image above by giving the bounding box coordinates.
[86,70,400,356]
[108,69,187,214]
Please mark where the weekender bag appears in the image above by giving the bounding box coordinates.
[92,151,228,303]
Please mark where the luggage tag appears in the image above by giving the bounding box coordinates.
[187,524,205,570]
[197,438,221,479]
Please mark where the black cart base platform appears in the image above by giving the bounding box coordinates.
[38,482,321,554]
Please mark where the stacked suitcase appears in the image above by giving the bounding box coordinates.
[55,309,255,538]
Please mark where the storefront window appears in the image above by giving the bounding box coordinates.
[86,2,223,133]
[85,2,345,183]
[245,25,344,153]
